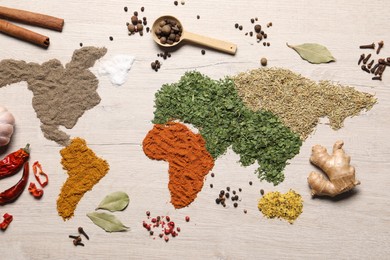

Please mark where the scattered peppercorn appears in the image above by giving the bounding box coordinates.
[250,18,255,23]
[226,187,230,191]
[238,25,243,30]
[239,188,242,192]
[234,23,239,29]
[146,211,150,216]
[124,6,128,12]
[141,6,145,12]
[249,181,253,185]
[79,43,83,47]
[244,209,247,214]
[201,49,206,55]
[134,11,138,16]
[232,190,236,195]
[150,231,154,235]
[254,24,261,33]
[210,183,213,188]
[211,173,215,177]
[174,1,178,5]
[260,189,265,195]
[197,15,200,19]
[234,202,238,208]
[109,36,113,41]
[185,216,190,222]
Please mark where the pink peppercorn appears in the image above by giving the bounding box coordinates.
[185,216,190,222]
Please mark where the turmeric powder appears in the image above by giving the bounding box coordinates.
[57,137,109,220]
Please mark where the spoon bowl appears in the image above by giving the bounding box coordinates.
[152,15,237,55]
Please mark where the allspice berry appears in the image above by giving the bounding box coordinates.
[161,25,172,36]
[128,24,135,33]
[131,15,138,25]
[136,24,144,31]
[254,24,261,33]
[260,57,267,66]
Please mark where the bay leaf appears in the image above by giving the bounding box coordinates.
[87,212,129,232]
[287,43,336,64]
[96,191,129,212]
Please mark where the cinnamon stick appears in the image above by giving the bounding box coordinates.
[0,19,50,48]
[0,6,64,32]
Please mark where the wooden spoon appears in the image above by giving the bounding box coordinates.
[152,15,237,55]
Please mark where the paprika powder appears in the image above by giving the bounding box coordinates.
[143,122,214,208]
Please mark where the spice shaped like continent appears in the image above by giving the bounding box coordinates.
[143,122,214,208]
[57,137,109,220]
[0,47,107,146]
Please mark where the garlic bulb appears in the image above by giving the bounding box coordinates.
[0,106,15,146]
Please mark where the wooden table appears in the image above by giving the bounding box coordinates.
[0,0,389,259]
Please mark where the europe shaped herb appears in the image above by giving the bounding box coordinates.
[152,71,302,185]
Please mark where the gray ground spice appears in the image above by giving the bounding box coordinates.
[0,47,107,146]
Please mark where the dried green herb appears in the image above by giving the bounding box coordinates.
[96,191,130,212]
[152,71,302,185]
[87,212,129,232]
[287,43,336,64]
[233,68,377,140]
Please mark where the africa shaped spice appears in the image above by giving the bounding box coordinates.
[143,122,214,208]
[57,137,109,220]
[0,47,107,146]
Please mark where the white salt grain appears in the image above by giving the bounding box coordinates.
[98,55,135,86]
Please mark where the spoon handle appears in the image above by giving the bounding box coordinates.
[183,31,237,55]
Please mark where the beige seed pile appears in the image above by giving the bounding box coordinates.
[233,68,377,140]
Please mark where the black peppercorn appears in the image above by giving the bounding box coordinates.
[216,198,221,204]
[79,42,83,47]
[220,190,225,196]
[249,181,253,185]
[254,24,261,33]
[134,11,138,16]
[226,187,230,191]
[251,18,255,23]
[141,6,145,12]
[174,0,178,5]
[234,23,239,29]
[260,189,264,195]
[225,193,230,199]
[210,184,213,188]
[238,25,243,30]
[232,190,236,195]
[109,36,113,41]
[211,173,215,177]
[234,203,238,208]
[239,188,242,192]
[124,6,128,12]
[197,15,200,19]
[201,49,206,55]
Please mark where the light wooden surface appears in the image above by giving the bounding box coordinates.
[0,0,389,259]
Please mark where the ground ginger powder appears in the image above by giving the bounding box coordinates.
[57,137,109,220]
[258,189,303,224]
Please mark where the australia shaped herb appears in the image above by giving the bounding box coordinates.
[0,47,107,146]
[151,71,302,185]
[87,212,129,232]
[96,191,130,212]
[287,43,335,64]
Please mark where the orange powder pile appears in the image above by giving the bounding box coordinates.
[143,122,214,208]
[57,137,109,220]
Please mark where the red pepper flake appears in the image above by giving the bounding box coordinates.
[32,161,49,187]
[28,182,44,198]
[0,213,13,230]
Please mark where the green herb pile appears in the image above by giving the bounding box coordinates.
[153,71,302,185]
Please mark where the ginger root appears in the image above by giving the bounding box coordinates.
[308,140,360,197]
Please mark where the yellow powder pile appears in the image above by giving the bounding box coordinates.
[258,189,303,224]
[57,137,109,220]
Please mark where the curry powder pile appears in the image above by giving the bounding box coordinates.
[258,189,303,224]
[57,137,109,220]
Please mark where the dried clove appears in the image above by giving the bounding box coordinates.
[78,227,89,240]
[375,65,385,75]
[361,65,370,73]
[376,40,384,55]
[360,43,375,49]
[367,59,374,69]
[378,58,390,66]
[358,54,365,65]
[370,63,379,74]
[362,53,371,64]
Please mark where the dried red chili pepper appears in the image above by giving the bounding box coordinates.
[0,161,29,205]
[28,182,44,198]
[0,144,30,179]
[0,213,13,230]
[32,161,48,187]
